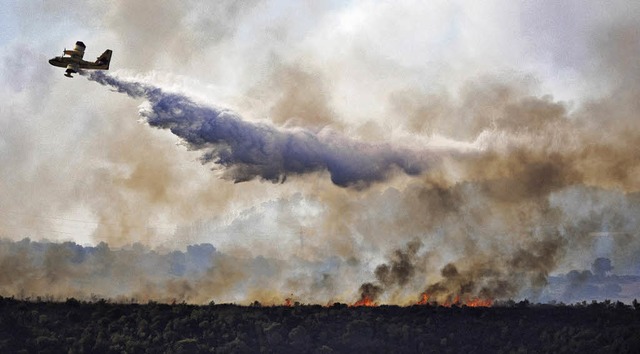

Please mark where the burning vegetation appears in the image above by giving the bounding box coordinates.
[351,283,382,307]
[346,238,544,308]
[415,292,493,307]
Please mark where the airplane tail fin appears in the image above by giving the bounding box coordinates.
[95,49,112,69]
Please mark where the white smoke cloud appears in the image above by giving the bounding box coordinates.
[0,0,639,304]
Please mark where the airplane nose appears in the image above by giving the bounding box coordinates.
[48,58,54,65]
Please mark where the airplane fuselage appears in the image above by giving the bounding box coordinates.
[48,41,112,78]
[48,57,77,77]
[48,56,110,69]
[48,56,80,68]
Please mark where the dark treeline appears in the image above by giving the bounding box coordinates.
[1,297,640,353]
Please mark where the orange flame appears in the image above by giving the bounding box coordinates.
[465,298,493,307]
[283,298,292,307]
[417,293,430,305]
[352,295,377,307]
[416,293,493,307]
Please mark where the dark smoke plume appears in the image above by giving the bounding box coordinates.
[357,236,568,305]
[421,239,565,304]
[353,282,383,306]
[86,71,442,188]
[352,239,425,304]
[375,238,422,287]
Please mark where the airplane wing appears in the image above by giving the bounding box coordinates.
[63,41,86,60]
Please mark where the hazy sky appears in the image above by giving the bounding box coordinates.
[1,1,639,304]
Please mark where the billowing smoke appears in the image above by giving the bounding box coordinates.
[86,71,443,188]
[77,56,640,304]
[2,1,640,306]
[353,239,424,304]
[0,238,354,304]
[420,238,566,304]
[375,238,422,288]
[357,237,566,305]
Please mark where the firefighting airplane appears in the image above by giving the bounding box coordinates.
[48,41,112,78]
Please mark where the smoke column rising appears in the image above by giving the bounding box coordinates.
[86,71,445,188]
[81,63,640,305]
[2,1,640,306]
